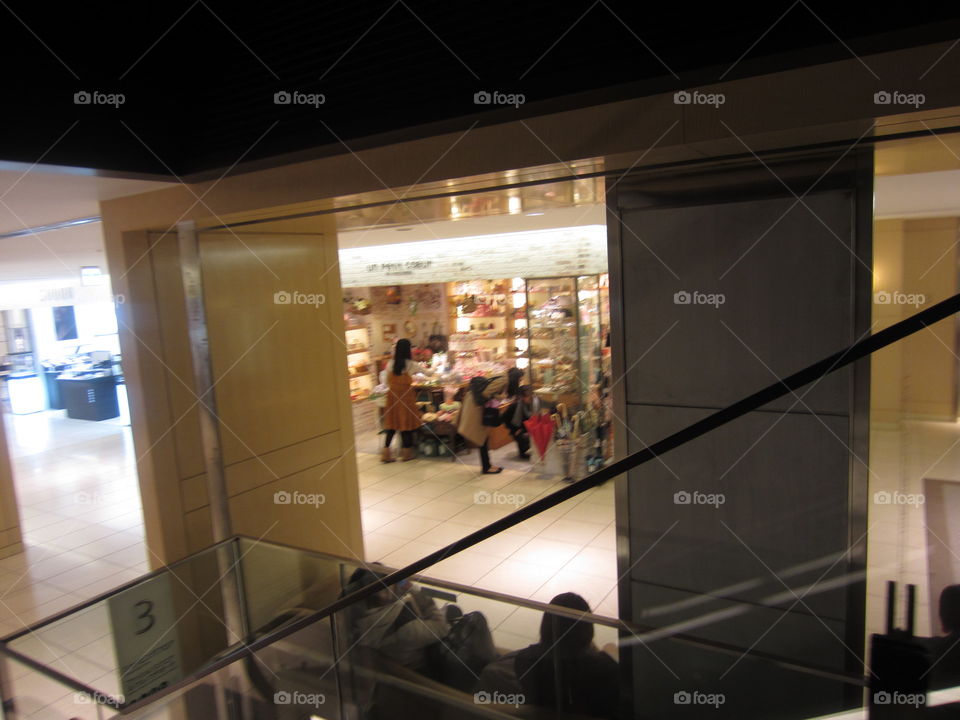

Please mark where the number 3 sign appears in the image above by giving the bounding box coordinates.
[107,573,184,706]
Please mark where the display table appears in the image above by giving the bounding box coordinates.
[58,375,120,421]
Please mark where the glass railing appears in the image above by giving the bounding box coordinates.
[4,293,960,719]
[10,534,960,719]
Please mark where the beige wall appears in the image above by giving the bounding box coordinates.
[108,220,363,566]
[0,410,22,559]
[872,217,958,424]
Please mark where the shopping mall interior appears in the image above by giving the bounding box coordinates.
[0,129,960,718]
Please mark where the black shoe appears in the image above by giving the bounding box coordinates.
[517,452,530,460]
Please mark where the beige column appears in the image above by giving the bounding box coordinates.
[104,213,364,567]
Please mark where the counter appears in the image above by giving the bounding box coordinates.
[58,375,120,421]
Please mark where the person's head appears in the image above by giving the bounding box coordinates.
[518,384,533,402]
[507,367,525,397]
[392,338,412,375]
[941,585,960,634]
[540,592,593,654]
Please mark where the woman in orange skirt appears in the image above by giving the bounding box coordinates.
[381,338,422,462]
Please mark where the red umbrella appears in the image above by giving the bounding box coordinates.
[524,413,554,461]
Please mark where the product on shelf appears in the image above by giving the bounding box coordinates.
[448,332,478,353]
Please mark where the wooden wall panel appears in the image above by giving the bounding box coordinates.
[117,222,362,565]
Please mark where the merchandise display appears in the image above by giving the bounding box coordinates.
[343,308,374,402]
[341,272,612,461]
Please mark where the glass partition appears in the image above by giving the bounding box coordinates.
[0,537,346,718]
[6,534,952,719]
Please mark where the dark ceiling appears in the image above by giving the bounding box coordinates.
[2,1,959,178]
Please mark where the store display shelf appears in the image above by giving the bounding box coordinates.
[347,347,371,354]
[345,324,368,331]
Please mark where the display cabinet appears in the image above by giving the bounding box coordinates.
[344,321,374,402]
[576,275,603,402]
[447,280,516,363]
[525,276,579,405]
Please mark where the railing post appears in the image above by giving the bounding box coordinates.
[177,222,249,694]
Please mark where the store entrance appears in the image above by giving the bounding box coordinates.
[344,274,612,472]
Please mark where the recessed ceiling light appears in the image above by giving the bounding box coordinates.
[526,212,544,216]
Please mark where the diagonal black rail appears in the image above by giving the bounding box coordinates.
[257,292,960,649]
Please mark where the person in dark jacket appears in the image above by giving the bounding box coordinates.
[475,592,619,719]
[928,584,960,689]
[507,384,540,460]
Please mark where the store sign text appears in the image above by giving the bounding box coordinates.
[366,260,433,275]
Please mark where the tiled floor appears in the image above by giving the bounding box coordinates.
[0,411,146,639]
[1,409,147,719]
[353,420,620,655]
[354,422,618,617]
[0,408,618,717]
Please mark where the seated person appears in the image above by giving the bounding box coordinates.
[507,384,540,460]
[475,592,620,719]
[928,584,960,689]
[345,565,456,677]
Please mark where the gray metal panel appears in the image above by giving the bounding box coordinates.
[625,404,853,622]
[630,582,849,720]
[610,149,872,719]
[620,190,854,415]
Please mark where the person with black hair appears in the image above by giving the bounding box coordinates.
[507,386,539,461]
[475,592,619,718]
[381,338,422,463]
[458,374,509,474]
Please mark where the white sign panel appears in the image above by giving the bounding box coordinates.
[107,572,184,706]
[338,225,607,287]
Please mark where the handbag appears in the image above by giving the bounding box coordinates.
[482,403,502,427]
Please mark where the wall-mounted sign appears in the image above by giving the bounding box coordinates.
[338,225,607,287]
